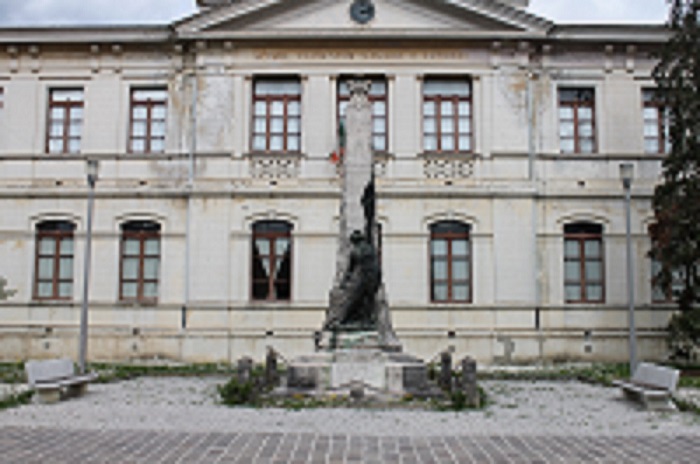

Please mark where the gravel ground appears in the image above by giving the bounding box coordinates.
[1,377,699,437]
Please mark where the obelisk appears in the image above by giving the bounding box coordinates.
[337,80,373,282]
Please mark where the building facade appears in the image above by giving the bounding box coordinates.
[0,0,674,364]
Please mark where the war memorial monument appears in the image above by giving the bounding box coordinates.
[286,80,431,396]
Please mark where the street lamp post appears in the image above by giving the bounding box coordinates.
[78,159,99,374]
[619,162,636,374]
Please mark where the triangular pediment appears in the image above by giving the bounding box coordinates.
[176,0,552,39]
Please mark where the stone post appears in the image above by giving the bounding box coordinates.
[459,356,479,407]
[439,351,453,392]
[265,347,279,388]
[237,357,253,383]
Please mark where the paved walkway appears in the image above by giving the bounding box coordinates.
[1,377,699,463]
[2,427,700,463]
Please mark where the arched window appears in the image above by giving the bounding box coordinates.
[430,221,471,303]
[120,221,161,303]
[34,221,76,300]
[252,221,293,301]
[564,222,604,303]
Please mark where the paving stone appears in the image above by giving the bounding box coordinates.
[2,377,700,462]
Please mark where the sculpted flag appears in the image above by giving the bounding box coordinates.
[330,120,346,164]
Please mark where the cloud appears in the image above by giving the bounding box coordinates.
[0,0,670,26]
[529,0,668,23]
[0,0,195,25]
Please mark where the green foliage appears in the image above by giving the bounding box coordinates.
[91,362,236,383]
[218,365,268,407]
[0,277,16,301]
[650,0,700,359]
[479,363,631,386]
[668,310,700,360]
[0,362,25,384]
[430,386,487,412]
[680,376,700,388]
[270,393,350,410]
[449,390,467,411]
[573,363,631,386]
[218,376,259,406]
[0,390,34,411]
[427,363,437,381]
[676,398,700,414]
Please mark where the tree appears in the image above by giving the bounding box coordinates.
[650,0,700,359]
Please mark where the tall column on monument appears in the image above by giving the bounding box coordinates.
[338,80,373,268]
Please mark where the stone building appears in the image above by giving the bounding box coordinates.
[0,0,673,364]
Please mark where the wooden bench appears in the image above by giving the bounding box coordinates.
[25,359,98,404]
[612,362,679,411]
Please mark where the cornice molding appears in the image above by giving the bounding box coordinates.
[0,26,172,44]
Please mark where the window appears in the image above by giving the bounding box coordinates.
[423,78,472,153]
[130,88,167,154]
[430,221,471,303]
[252,78,301,153]
[338,77,387,152]
[643,89,670,155]
[252,221,292,301]
[651,259,685,303]
[559,88,595,154]
[34,221,75,300]
[564,223,604,303]
[47,88,84,154]
[120,221,161,303]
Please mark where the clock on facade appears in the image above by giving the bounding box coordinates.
[350,0,375,24]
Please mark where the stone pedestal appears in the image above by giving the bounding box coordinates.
[287,349,429,396]
[317,330,400,352]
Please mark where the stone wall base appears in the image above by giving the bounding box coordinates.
[0,325,670,366]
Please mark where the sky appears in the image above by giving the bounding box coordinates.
[0,0,670,27]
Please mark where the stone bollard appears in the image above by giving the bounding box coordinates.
[265,347,279,388]
[237,357,253,384]
[459,356,479,407]
[349,382,365,402]
[439,350,452,392]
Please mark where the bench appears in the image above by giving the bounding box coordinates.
[612,362,679,411]
[25,359,98,404]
